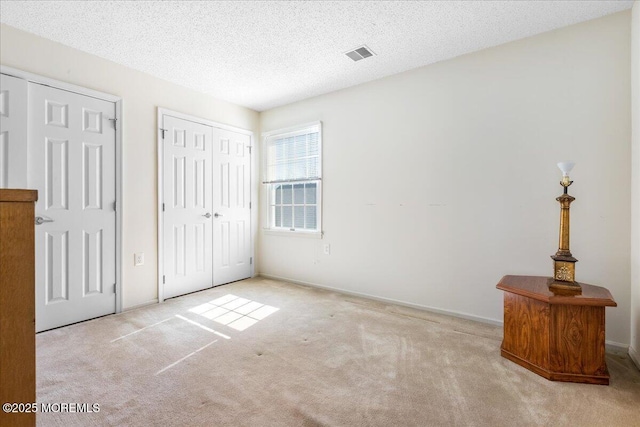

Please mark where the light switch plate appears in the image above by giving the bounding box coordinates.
[134,252,144,266]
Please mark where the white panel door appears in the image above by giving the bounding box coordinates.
[212,128,251,286]
[29,83,116,332]
[162,115,214,299]
[0,74,28,188]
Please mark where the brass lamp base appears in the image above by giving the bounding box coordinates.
[551,254,578,281]
[549,254,581,295]
[547,277,582,296]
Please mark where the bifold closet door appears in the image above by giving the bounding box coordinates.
[161,114,252,299]
[162,115,214,299]
[29,82,116,332]
[0,73,28,188]
[212,128,252,286]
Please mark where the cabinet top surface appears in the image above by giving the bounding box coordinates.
[0,189,38,202]
[496,275,617,307]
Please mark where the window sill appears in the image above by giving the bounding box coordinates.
[263,229,323,239]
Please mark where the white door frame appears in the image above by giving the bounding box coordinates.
[1,65,124,314]
[157,107,255,303]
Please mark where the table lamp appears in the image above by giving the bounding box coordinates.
[548,161,582,295]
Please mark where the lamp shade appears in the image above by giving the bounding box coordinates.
[557,161,575,177]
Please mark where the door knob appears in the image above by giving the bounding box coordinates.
[214,213,224,218]
[35,216,54,225]
[203,213,212,218]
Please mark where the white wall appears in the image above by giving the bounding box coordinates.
[259,12,632,345]
[630,1,640,366]
[0,24,260,310]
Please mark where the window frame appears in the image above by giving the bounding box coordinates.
[262,121,322,237]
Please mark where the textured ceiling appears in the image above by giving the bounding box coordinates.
[0,1,634,111]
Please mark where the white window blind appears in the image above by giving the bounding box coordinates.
[263,122,322,233]
[263,124,321,184]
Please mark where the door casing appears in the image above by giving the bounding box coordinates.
[157,108,255,302]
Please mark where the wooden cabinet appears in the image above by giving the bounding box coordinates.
[497,275,616,385]
[0,189,37,426]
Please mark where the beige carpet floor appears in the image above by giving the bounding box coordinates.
[36,277,640,426]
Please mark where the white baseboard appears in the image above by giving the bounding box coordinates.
[123,298,159,312]
[630,346,640,370]
[605,342,629,355]
[258,273,503,327]
[258,274,634,354]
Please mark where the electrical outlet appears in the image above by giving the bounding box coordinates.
[323,244,331,255]
[134,252,144,266]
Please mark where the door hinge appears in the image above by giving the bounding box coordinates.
[249,202,252,209]
[163,275,166,284]
[160,128,167,139]
[250,257,253,265]
[114,201,117,212]
[113,283,117,293]
[162,203,165,212]
[248,146,252,154]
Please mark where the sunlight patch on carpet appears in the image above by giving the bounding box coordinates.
[189,294,280,331]
[155,340,218,375]
[175,315,231,339]
[110,317,174,343]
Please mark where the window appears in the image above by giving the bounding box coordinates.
[263,122,321,234]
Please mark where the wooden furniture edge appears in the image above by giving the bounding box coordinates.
[496,275,617,307]
[500,347,610,385]
[0,188,37,426]
[0,189,38,202]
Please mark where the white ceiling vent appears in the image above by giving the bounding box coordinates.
[345,46,375,62]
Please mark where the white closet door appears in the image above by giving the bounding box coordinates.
[212,128,252,286]
[0,74,28,188]
[162,115,214,299]
[29,82,116,332]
